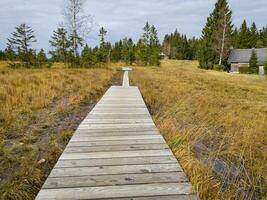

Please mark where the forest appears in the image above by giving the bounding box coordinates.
[0,0,266,70]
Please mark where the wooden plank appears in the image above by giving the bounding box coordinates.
[75,127,159,133]
[59,149,172,160]
[81,119,153,124]
[67,139,165,147]
[77,124,155,129]
[64,143,169,153]
[74,131,160,136]
[55,156,178,168]
[35,183,193,200]
[105,195,199,200]
[95,104,146,107]
[85,114,151,119]
[43,172,188,189]
[49,164,182,177]
[70,135,162,142]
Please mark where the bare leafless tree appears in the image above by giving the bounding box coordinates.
[63,0,93,57]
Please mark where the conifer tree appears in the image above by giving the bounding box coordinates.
[234,20,250,48]
[96,27,109,63]
[4,47,16,61]
[135,22,160,65]
[257,26,267,47]
[121,38,135,64]
[149,25,160,65]
[135,39,147,65]
[0,50,5,60]
[7,23,36,67]
[111,40,123,62]
[250,22,258,48]
[198,0,233,68]
[249,50,258,67]
[36,49,48,67]
[49,27,70,62]
[81,44,95,67]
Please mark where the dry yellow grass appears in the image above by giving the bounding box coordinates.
[130,60,267,200]
[0,61,9,69]
[0,67,115,199]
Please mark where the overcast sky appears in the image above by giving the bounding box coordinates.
[0,0,266,51]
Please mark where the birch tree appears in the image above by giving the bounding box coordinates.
[63,0,93,57]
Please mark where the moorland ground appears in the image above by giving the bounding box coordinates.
[0,60,266,200]
[0,64,122,199]
[130,60,267,200]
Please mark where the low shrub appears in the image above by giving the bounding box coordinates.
[239,66,258,74]
[264,62,267,72]
[214,64,225,71]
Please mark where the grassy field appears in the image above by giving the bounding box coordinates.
[130,60,267,200]
[0,65,117,199]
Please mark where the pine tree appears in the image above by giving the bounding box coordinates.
[7,24,36,67]
[49,27,70,62]
[249,49,258,67]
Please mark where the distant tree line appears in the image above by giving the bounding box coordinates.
[0,21,162,68]
[162,30,199,60]
[0,0,266,69]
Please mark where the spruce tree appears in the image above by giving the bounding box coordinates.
[249,50,258,68]
[198,0,233,68]
[5,46,16,61]
[36,49,47,67]
[258,26,267,47]
[111,40,123,62]
[250,22,258,48]
[0,50,5,60]
[135,22,160,65]
[7,24,36,67]
[149,25,160,65]
[49,27,70,62]
[96,27,109,63]
[135,39,147,65]
[81,45,95,67]
[234,20,250,48]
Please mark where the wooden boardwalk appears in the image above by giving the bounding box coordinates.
[36,69,198,200]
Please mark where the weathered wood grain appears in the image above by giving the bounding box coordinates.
[49,164,182,177]
[54,156,179,168]
[64,143,168,153]
[59,149,173,160]
[43,172,188,189]
[36,183,193,199]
